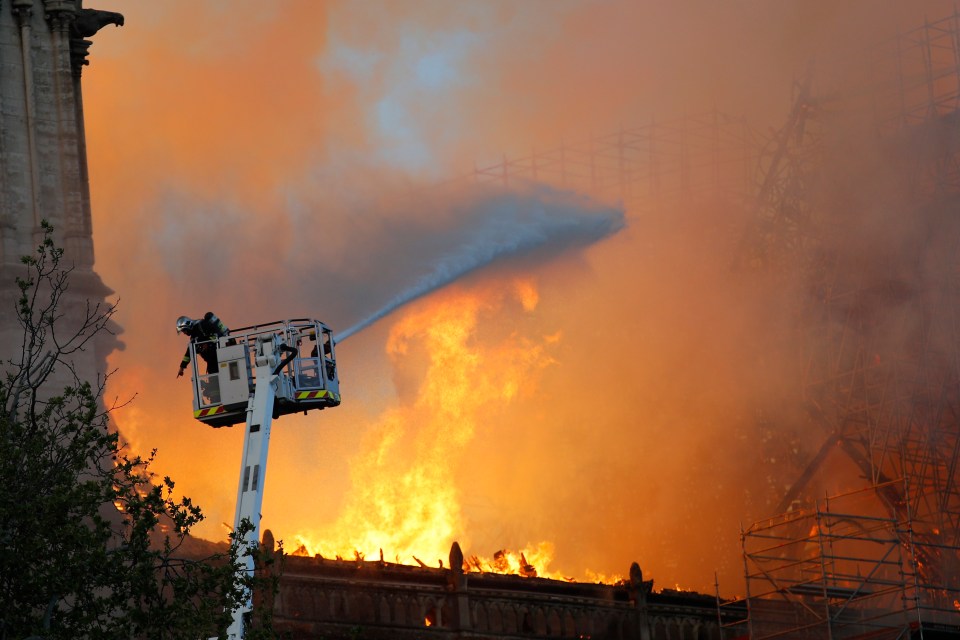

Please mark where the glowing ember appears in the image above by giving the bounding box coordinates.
[512,277,539,312]
[465,543,567,579]
[584,570,625,585]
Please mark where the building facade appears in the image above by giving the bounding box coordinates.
[263,535,736,640]
[0,0,122,381]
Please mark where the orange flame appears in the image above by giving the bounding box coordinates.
[289,282,563,576]
[465,543,567,579]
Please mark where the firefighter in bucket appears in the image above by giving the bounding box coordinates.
[176,312,230,378]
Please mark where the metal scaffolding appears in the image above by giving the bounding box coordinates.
[733,69,822,273]
[463,110,758,219]
[738,482,960,639]
[831,9,960,199]
[732,10,960,638]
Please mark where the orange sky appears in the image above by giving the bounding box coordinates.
[80,0,956,593]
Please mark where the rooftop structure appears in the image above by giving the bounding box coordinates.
[262,534,733,640]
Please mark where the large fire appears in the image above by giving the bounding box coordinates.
[285,278,577,580]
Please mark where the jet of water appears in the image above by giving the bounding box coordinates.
[335,187,624,343]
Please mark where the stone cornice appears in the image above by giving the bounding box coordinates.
[11,0,33,27]
[43,0,76,33]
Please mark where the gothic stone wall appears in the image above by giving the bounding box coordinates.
[0,0,121,384]
[268,553,729,640]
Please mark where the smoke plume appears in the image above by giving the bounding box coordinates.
[78,0,960,594]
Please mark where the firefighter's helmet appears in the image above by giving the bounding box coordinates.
[176,316,195,335]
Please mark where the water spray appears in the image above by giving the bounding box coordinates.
[334,189,624,343]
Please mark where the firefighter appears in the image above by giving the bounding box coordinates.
[176,312,229,377]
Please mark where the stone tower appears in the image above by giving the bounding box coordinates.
[0,0,122,381]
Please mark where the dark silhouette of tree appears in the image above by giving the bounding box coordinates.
[0,222,278,639]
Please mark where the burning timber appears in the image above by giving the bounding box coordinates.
[261,532,735,640]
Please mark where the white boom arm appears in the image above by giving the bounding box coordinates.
[189,319,340,639]
[225,335,280,638]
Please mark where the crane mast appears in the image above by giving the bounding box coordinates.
[184,319,340,638]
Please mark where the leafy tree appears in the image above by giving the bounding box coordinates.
[0,222,278,639]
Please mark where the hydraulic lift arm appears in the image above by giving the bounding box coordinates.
[185,319,340,639]
[225,335,280,639]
